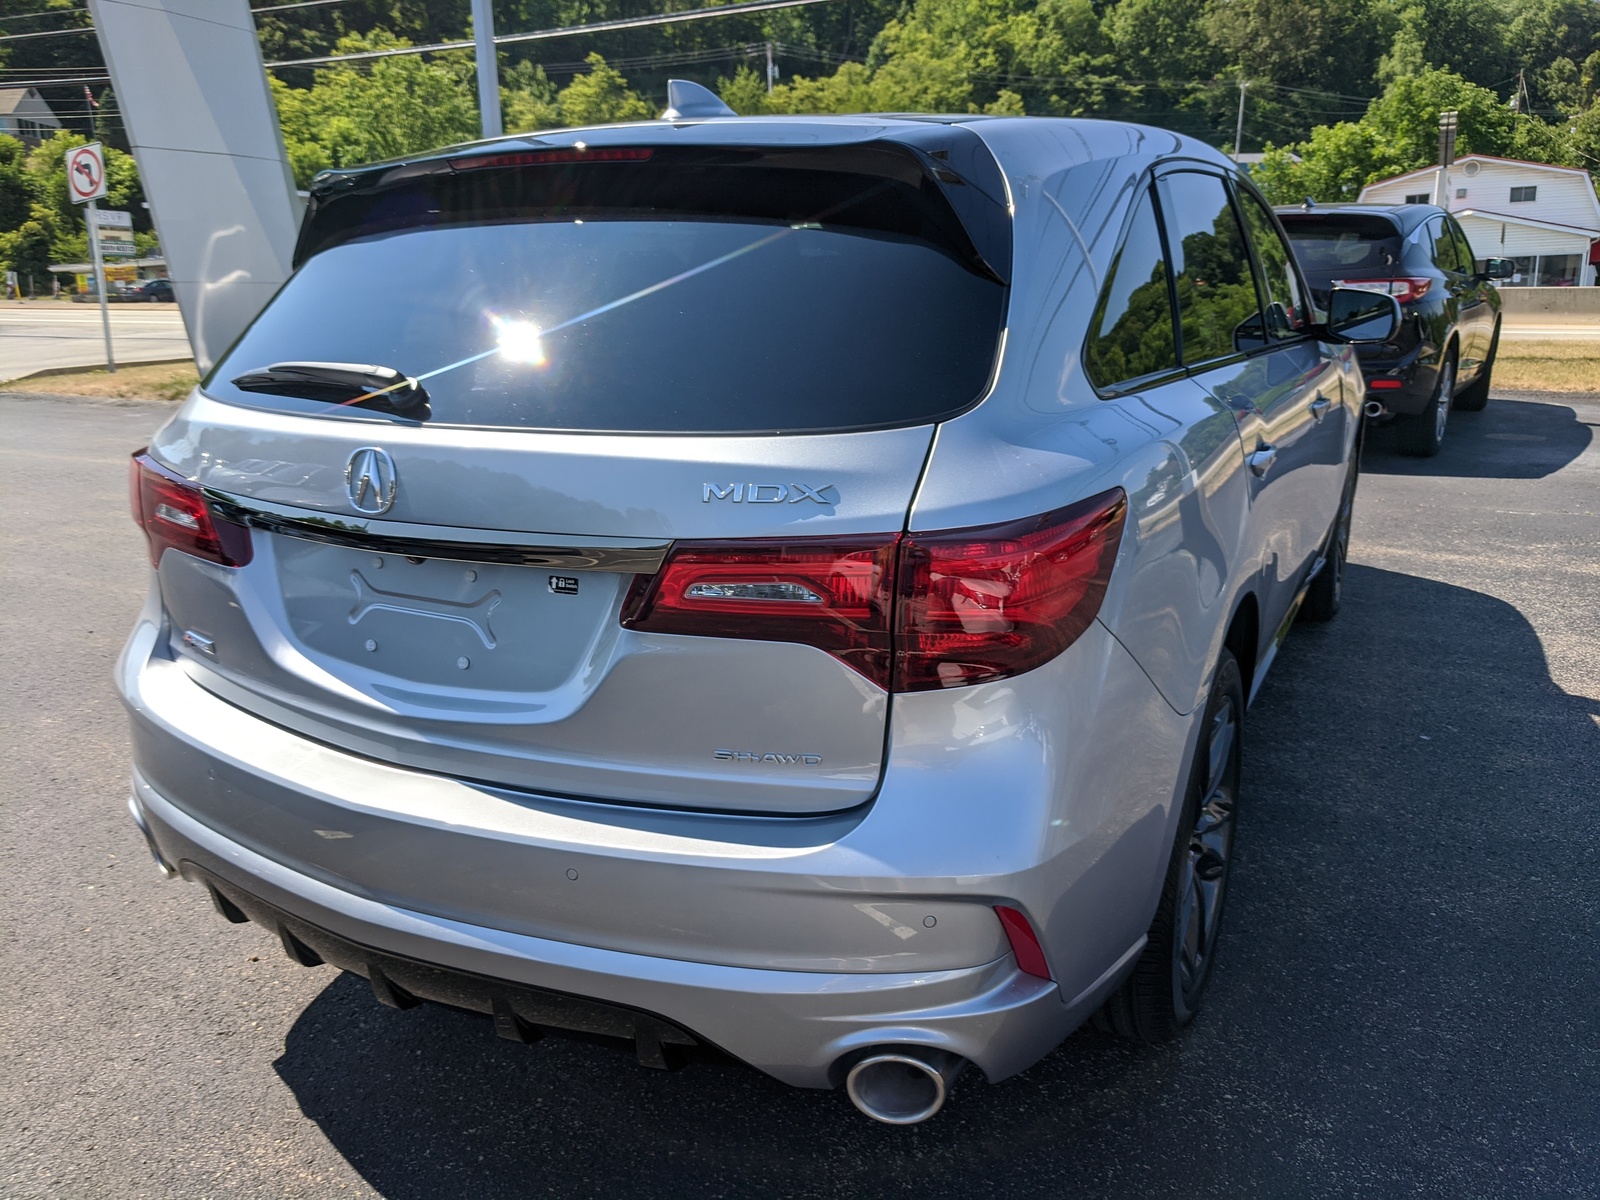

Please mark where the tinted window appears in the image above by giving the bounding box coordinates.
[1234,186,1309,339]
[1158,172,1260,365]
[208,152,1006,434]
[1084,187,1177,391]
[1278,213,1404,289]
[1446,218,1478,273]
[1427,217,1470,274]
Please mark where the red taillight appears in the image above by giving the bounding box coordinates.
[622,537,898,688]
[1332,277,1432,304]
[895,489,1126,692]
[622,488,1126,693]
[449,147,653,171]
[129,451,252,568]
[994,905,1052,980]
[1368,378,1404,390]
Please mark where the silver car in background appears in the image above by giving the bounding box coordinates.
[119,106,1398,1124]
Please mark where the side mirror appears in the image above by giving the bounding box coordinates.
[1484,257,1515,281]
[1322,286,1401,344]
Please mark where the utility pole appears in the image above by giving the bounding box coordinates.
[1435,109,1458,207]
[1233,78,1248,162]
[765,41,775,93]
[471,0,502,139]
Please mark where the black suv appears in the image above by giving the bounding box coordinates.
[1277,203,1510,456]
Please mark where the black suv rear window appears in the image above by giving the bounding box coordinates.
[1277,213,1404,281]
[205,144,1009,435]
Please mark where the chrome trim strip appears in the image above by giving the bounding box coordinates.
[203,489,671,573]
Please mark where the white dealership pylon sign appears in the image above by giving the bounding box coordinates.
[88,0,304,372]
[67,142,115,373]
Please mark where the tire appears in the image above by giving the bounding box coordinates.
[1301,465,1356,623]
[1453,321,1498,412]
[1095,650,1243,1043]
[1397,348,1456,457]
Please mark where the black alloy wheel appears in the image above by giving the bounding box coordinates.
[1302,467,1355,622]
[1453,321,1499,412]
[1095,650,1243,1042]
[1398,349,1455,457]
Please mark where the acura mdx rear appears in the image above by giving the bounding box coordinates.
[121,112,1351,1124]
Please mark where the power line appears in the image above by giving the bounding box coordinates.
[0,74,111,87]
[0,25,94,42]
[251,0,356,12]
[0,7,87,22]
[264,0,845,68]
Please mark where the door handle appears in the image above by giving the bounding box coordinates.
[1309,395,1331,422]
[1247,442,1278,478]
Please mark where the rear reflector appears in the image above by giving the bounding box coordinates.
[130,451,252,568]
[994,905,1052,980]
[623,488,1126,693]
[1367,378,1404,390]
[450,147,654,171]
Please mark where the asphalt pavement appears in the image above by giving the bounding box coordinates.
[0,301,192,380]
[1,389,1596,1199]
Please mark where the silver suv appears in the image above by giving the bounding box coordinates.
[119,110,1397,1124]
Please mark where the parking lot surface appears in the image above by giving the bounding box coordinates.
[1,389,1596,1199]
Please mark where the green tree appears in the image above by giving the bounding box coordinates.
[270,32,480,185]
[555,54,655,126]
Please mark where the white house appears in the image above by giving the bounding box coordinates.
[1359,155,1600,287]
[0,87,63,148]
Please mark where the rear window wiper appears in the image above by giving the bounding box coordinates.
[229,361,431,420]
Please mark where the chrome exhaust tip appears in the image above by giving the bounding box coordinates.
[127,794,177,878]
[1364,399,1387,419]
[844,1048,966,1125]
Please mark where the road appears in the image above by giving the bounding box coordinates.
[0,302,192,380]
[1,390,1597,1199]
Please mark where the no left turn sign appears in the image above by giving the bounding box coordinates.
[67,143,108,204]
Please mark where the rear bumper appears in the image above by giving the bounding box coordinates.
[131,774,1071,1088]
[1357,338,1437,415]
[117,590,1191,1089]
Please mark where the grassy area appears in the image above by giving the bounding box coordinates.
[1,360,199,401]
[1494,338,1600,393]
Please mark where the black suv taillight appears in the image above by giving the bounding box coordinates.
[623,488,1126,692]
[129,451,252,568]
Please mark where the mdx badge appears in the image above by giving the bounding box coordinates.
[346,446,398,514]
[702,483,836,504]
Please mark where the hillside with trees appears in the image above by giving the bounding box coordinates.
[2,0,1597,282]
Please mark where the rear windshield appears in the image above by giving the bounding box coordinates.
[1278,213,1404,281]
[205,145,1008,435]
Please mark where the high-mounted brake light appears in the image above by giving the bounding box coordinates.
[450,147,654,171]
[623,488,1126,693]
[129,451,252,568]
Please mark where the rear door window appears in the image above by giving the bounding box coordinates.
[1083,186,1178,392]
[206,145,1008,435]
[1156,171,1261,365]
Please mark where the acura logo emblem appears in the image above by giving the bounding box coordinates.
[345,447,397,514]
